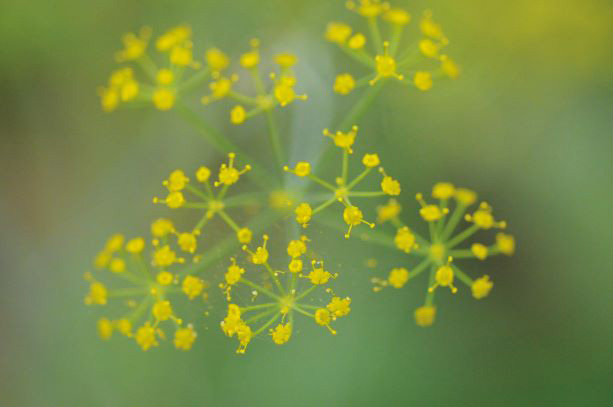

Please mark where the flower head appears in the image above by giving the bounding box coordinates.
[372,182,514,326]
[153,153,253,244]
[285,126,397,238]
[326,4,459,97]
[220,236,348,353]
[85,226,208,351]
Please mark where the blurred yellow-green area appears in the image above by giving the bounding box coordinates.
[1,0,612,405]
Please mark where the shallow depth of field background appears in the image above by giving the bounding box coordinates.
[1,0,612,405]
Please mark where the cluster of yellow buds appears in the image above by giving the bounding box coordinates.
[285,125,400,238]
[85,225,208,351]
[371,183,515,326]
[220,235,350,353]
[152,152,254,244]
[326,1,459,96]
[98,25,233,112]
[201,38,307,125]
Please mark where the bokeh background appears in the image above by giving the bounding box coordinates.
[1,0,612,405]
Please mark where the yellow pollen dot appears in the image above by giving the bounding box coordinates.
[156,271,174,286]
[334,73,356,95]
[388,268,410,288]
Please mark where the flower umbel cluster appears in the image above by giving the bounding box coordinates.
[371,183,515,326]
[220,235,351,353]
[98,24,231,112]
[202,39,308,126]
[326,1,459,95]
[85,227,208,351]
[153,152,254,244]
[285,125,401,238]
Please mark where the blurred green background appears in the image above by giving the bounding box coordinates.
[1,0,612,405]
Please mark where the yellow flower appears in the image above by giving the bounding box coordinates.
[135,322,158,351]
[466,202,506,230]
[174,325,197,350]
[370,42,404,85]
[196,166,211,182]
[295,203,312,228]
[109,258,126,273]
[381,175,401,195]
[384,8,411,25]
[472,276,493,299]
[85,282,107,305]
[343,205,374,238]
[471,243,488,260]
[440,55,460,79]
[325,22,352,44]
[97,318,113,340]
[327,297,351,317]
[156,68,174,85]
[163,169,189,192]
[225,260,245,285]
[287,238,307,258]
[152,88,176,110]
[362,153,380,168]
[215,153,251,187]
[275,53,297,68]
[323,126,357,153]
[284,161,311,177]
[416,193,447,221]
[126,237,145,254]
[270,323,292,345]
[455,188,477,206]
[245,235,269,265]
[117,319,132,336]
[420,10,446,41]
[308,261,333,285]
[394,227,416,253]
[496,233,515,255]
[348,33,366,49]
[93,249,111,268]
[237,228,253,244]
[182,275,205,300]
[415,306,436,327]
[432,182,455,200]
[230,105,246,125]
[115,27,151,62]
[206,48,230,72]
[156,271,174,286]
[377,199,401,223]
[388,267,410,288]
[334,73,356,95]
[429,263,458,294]
[240,39,260,68]
[177,232,198,253]
[153,245,182,268]
[419,39,440,58]
[414,71,433,91]
[151,218,174,237]
[152,300,173,321]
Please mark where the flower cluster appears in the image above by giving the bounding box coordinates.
[153,152,254,244]
[326,1,459,95]
[371,183,515,326]
[85,226,208,351]
[98,24,231,112]
[220,235,350,353]
[285,125,401,238]
[202,38,307,125]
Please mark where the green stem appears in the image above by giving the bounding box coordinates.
[175,100,272,188]
[346,167,372,189]
[218,210,240,232]
[240,277,281,301]
[265,109,284,173]
[447,224,479,249]
[253,312,281,336]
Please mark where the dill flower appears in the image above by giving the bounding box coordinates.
[284,125,400,238]
[220,235,350,353]
[99,24,230,112]
[85,226,208,351]
[153,153,254,244]
[326,2,459,96]
[202,38,307,125]
[370,182,514,326]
